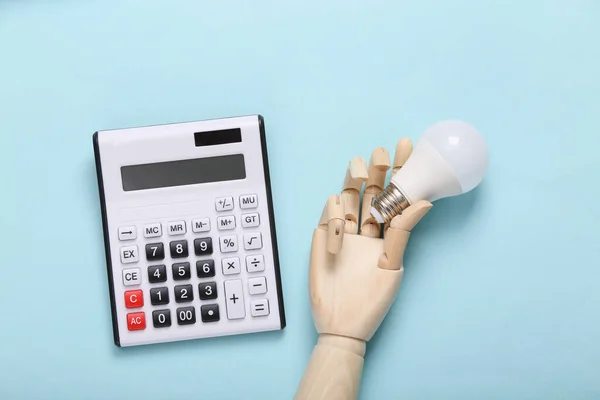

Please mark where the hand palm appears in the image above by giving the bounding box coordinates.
[308,140,432,341]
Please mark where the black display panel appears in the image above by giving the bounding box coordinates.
[121,154,246,191]
[194,128,241,147]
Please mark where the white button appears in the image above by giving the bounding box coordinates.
[244,233,262,250]
[251,299,269,317]
[222,257,241,275]
[122,268,141,286]
[239,194,258,209]
[192,218,210,233]
[219,235,238,252]
[246,255,265,273]
[248,277,267,295]
[217,215,236,230]
[143,223,162,238]
[168,220,186,235]
[215,196,234,211]
[118,226,137,241]
[224,279,245,319]
[120,245,139,263]
[241,213,260,228]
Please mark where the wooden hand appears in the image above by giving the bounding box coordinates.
[295,139,432,400]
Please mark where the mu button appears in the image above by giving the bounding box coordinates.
[124,290,144,308]
[127,312,146,331]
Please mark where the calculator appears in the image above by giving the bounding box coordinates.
[93,114,286,347]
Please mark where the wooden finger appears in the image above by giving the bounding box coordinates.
[392,138,413,174]
[378,200,432,270]
[318,194,346,254]
[360,147,390,237]
[341,157,368,234]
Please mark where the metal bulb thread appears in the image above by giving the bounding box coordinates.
[370,182,410,224]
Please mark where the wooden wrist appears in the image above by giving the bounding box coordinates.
[317,333,366,358]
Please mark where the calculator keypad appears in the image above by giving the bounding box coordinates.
[118,194,274,335]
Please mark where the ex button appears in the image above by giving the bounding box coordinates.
[120,245,139,264]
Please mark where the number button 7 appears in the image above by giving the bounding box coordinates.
[146,243,165,261]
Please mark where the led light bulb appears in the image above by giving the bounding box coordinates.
[370,120,489,224]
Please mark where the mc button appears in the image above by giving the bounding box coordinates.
[127,312,146,331]
[124,290,144,308]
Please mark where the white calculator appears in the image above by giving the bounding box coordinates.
[93,114,286,347]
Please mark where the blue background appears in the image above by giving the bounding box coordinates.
[1,1,599,399]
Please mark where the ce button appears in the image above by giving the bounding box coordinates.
[122,268,141,286]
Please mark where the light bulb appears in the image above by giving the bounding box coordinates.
[370,120,489,224]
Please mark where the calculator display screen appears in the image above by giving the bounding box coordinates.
[120,154,246,191]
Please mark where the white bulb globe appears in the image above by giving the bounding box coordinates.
[371,120,489,223]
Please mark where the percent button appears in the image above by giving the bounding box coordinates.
[219,235,239,253]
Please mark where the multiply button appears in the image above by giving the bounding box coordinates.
[240,194,258,209]
[222,257,241,275]
[241,213,260,228]
[244,233,262,250]
[246,255,265,273]
[120,245,139,264]
[215,196,234,211]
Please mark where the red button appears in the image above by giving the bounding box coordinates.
[127,312,146,331]
[125,290,144,308]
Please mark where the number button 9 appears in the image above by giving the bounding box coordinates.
[194,237,213,256]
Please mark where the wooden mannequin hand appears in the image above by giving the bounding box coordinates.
[295,139,432,400]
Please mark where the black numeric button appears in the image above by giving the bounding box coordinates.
[148,265,167,283]
[172,262,191,280]
[201,304,220,322]
[199,282,217,300]
[146,243,165,261]
[177,306,196,325]
[194,237,213,256]
[150,287,169,305]
[152,309,171,328]
[170,240,188,258]
[174,284,193,303]
[196,259,215,278]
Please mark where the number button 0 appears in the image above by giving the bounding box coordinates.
[194,237,213,256]
[148,265,167,283]
[172,262,191,280]
[146,243,165,261]
[152,309,171,328]
[196,259,215,278]
[199,282,217,300]
[150,287,169,305]
[170,240,188,258]
[177,306,196,325]
[174,284,193,303]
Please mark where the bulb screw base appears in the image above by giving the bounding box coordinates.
[370,182,410,224]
